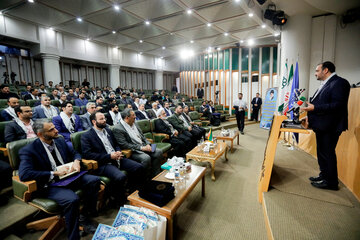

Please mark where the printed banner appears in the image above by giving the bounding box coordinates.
[260,87,278,130]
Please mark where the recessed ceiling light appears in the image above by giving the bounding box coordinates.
[216,47,221,51]
[187,9,192,14]
[207,23,212,27]
[262,24,266,28]
[112,30,116,34]
[0,11,2,15]
[248,13,254,17]
[86,38,90,41]
[207,47,212,53]
[160,57,163,59]
[235,0,241,2]
[169,32,174,35]
[274,32,280,36]
[28,0,34,3]
[190,40,194,44]
[248,39,254,46]
[240,40,244,43]
[113,5,120,11]
[139,40,143,43]
[224,32,229,36]
[49,27,53,31]
[77,17,82,22]
[145,21,150,25]
[162,46,166,50]
[139,52,143,55]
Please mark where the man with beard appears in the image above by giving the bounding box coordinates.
[135,103,150,120]
[19,119,100,239]
[1,97,19,121]
[81,112,144,206]
[4,106,36,144]
[182,105,206,141]
[33,96,60,119]
[80,102,97,130]
[106,103,122,126]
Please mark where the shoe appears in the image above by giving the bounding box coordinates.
[81,222,98,234]
[241,131,244,135]
[311,180,339,190]
[309,175,323,182]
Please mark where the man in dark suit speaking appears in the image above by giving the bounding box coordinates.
[302,61,350,190]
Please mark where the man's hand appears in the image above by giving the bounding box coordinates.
[71,160,81,172]
[141,145,152,152]
[188,126,192,131]
[301,116,309,129]
[110,152,123,160]
[254,104,258,107]
[54,168,69,177]
[301,102,314,112]
[174,130,179,136]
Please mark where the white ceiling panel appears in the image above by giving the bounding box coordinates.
[0,0,23,10]
[195,35,237,47]
[86,8,142,30]
[180,0,225,9]
[94,33,136,46]
[56,20,109,38]
[214,16,258,32]
[196,1,246,23]
[38,0,110,16]
[122,41,160,52]
[232,28,272,40]
[146,34,187,47]
[177,26,220,40]
[154,14,204,32]
[119,24,166,40]
[6,2,73,27]
[123,0,183,20]
[146,48,176,58]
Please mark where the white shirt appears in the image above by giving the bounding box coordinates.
[312,72,336,100]
[233,98,247,111]
[93,127,115,154]
[139,98,147,105]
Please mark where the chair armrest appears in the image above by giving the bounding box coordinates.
[201,121,210,126]
[0,147,8,157]
[147,138,154,144]
[153,133,170,142]
[82,159,98,170]
[193,122,202,126]
[12,176,37,202]
[122,149,132,158]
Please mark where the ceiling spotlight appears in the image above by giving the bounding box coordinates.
[190,40,194,44]
[76,17,82,22]
[139,40,143,43]
[240,40,244,43]
[113,5,120,11]
[235,0,241,2]
[28,0,34,3]
[169,32,174,35]
[264,4,287,26]
[224,32,229,36]
[187,9,192,14]
[216,47,221,51]
[49,27,54,31]
[86,38,90,41]
[139,52,143,55]
[261,24,266,28]
[274,32,280,36]
[180,49,194,60]
[145,20,150,25]
[162,46,166,50]
[207,47,212,53]
[112,30,116,34]
[207,23,212,27]
[248,13,254,17]
[247,39,254,46]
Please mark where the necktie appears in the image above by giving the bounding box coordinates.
[70,118,75,129]
[51,149,62,166]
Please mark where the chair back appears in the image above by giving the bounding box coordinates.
[26,99,39,107]
[136,119,152,139]
[7,138,37,172]
[118,104,125,111]
[0,99,8,108]
[70,130,88,154]
[0,121,11,148]
[51,100,60,107]
[189,111,200,121]
[73,106,81,115]
[19,99,26,106]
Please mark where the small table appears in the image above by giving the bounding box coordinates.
[186,142,228,181]
[127,165,206,240]
[216,131,240,153]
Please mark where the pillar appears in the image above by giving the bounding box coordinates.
[41,54,61,86]
[155,70,163,90]
[109,64,120,90]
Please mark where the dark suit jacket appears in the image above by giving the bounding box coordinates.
[18,137,81,188]
[167,114,187,132]
[81,128,121,167]
[4,121,27,144]
[33,105,60,119]
[308,74,350,132]
[24,94,39,101]
[80,113,91,130]
[164,108,173,116]
[113,122,149,152]
[154,118,172,136]
[135,110,149,120]
[251,97,262,109]
[0,109,15,121]
[52,115,83,142]
[197,88,204,98]
[146,109,157,119]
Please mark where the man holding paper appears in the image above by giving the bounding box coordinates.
[18,119,100,240]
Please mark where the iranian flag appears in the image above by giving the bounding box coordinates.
[277,61,294,115]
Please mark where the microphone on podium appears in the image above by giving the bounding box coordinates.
[287,96,306,113]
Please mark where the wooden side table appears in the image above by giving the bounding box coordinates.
[216,131,240,152]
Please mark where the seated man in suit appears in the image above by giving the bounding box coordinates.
[59,93,67,105]
[113,108,162,177]
[0,84,19,99]
[183,105,206,140]
[163,102,173,116]
[146,102,158,119]
[80,102,97,130]
[200,101,213,123]
[95,96,106,113]
[24,88,40,102]
[135,103,150,120]
[33,96,60,119]
[119,93,129,105]
[19,119,100,239]
[66,89,77,101]
[179,98,186,107]
[4,106,36,144]
[1,97,19,121]
[139,94,147,106]
[106,103,122,126]
[74,91,88,107]
[155,109,191,157]
[132,97,140,110]
[49,89,59,100]
[81,112,144,206]
[52,102,83,149]
[0,159,12,205]
[167,105,198,149]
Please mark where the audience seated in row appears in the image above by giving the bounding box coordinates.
[1,97,19,121]
[33,96,60,119]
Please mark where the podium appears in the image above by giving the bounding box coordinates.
[258,114,310,203]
